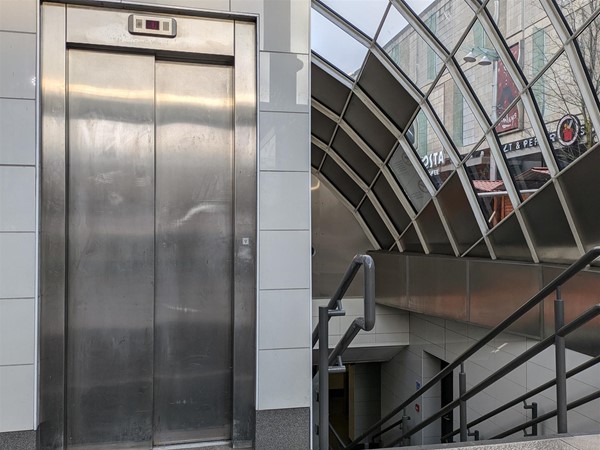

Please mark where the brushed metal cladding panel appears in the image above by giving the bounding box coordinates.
[542,266,600,356]
[320,157,365,207]
[66,50,155,449]
[344,94,397,160]
[40,4,67,449]
[331,127,379,184]
[558,144,600,251]
[487,213,533,262]
[469,260,542,337]
[372,175,411,232]
[399,224,424,253]
[154,61,233,444]
[67,6,234,56]
[358,53,419,131]
[464,237,491,259]
[436,173,481,255]
[416,201,454,256]
[311,107,337,144]
[312,179,372,297]
[371,251,408,310]
[407,255,468,321]
[311,143,325,169]
[358,197,395,250]
[311,64,350,115]
[520,183,579,264]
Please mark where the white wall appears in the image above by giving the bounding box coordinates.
[0,0,311,434]
[382,312,600,446]
[0,0,38,433]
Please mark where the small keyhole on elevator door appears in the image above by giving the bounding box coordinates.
[242,238,250,245]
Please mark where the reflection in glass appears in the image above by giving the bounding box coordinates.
[531,52,595,170]
[377,3,442,92]
[320,0,389,38]
[388,145,431,212]
[487,0,562,85]
[311,8,369,78]
[404,0,475,54]
[409,110,455,188]
[556,0,599,33]
[429,67,485,158]
[464,142,515,228]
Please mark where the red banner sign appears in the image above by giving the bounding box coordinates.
[495,43,520,133]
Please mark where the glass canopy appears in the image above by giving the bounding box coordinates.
[311,0,600,263]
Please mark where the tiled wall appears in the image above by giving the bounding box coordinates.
[382,312,600,445]
[0,0,38,433]
[0,0,311,434]
[312,298,409,348]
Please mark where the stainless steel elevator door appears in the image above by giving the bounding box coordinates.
[66,49,234,449]
[67,49,155,449]
[154,61,234,444]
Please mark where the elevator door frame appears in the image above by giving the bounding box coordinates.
[40,3,257,448]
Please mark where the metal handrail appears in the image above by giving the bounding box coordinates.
[441,353,600,441]
[314,254,375,450]
[347,246,600,449]
[384,304,600,447]
[312,254,376,347]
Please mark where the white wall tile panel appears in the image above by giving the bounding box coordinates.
[257,348,311,410]
[0,298,34,365]
[260,52,309,113]
[0,99,35,165]
[0,32,36,99]
[259,289,310,350]
[231,0,309,54]
[0,0,36,33]
[0,364,34,431]
[259,230,310,289]
[259,171,310,230]
[259,112,309,172]
[0,167,36,231]
[0,233,35,299]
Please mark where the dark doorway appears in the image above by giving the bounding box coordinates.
[440,360,454,442]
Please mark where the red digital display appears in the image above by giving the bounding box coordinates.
[145,20,160,30]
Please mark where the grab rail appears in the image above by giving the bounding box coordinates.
[314,254,375,450]
[347,246,600,449]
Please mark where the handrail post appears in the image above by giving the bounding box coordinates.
[459,364,468,442]
[401,408,410,446]
[318,306,329,450]
[554,287,568,433]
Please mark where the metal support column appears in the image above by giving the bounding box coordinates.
[319,306,330,450]
[554,287,568,433]
[459,364,468,442]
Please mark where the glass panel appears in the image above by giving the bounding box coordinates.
[531,52,595,170]
[576,16,600,129]
[496,92,550,196]
[409,109,456,189]
[377,3,442,92]
[311,8,369,78]
[464,141,515,228]
[429,67,486,158]
[487,0,563,85]
[456,17,525,126]
[388,145,432,211]
[321,0,389,38]
[404,0,476,54]
[556,0,599,33]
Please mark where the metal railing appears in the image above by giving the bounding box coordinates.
[346,246,600,449]
[313,254,375,450]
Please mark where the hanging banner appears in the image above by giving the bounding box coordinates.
[495,43,521,134]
